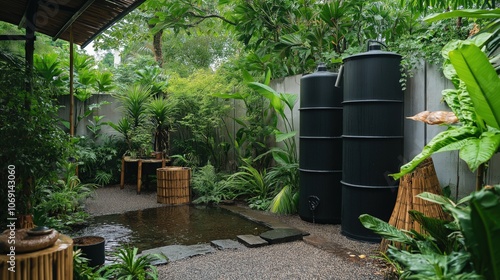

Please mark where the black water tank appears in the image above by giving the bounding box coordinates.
[341,42,403,241]
[299,64,342,224]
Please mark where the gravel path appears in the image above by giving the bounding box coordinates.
[85,185,386,279]
[84,184,163,216]
[158,241,383,280]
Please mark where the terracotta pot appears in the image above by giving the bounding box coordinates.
[73,236,105,267]
[153,151,163,159]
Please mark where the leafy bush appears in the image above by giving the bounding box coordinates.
[360,185,500,279]
[33,163,97,230]
[73,249,104,280]
[0,51,69,227]
[191,163,234,205]
[99,247,165,280]
[75,135,127,185]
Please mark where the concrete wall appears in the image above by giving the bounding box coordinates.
[272,63,500,200]
[57,94,121,139]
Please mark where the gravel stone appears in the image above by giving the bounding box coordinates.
[85,186,386,279]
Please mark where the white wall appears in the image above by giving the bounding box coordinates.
[57,94,121,139]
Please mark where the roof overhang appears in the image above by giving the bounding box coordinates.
[0,0,147,47]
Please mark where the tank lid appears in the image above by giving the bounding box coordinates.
[316,63,328,71]
[344,40,401,61]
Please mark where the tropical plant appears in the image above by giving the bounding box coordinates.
[73,249,106,280]
[360,184,500,279]
[191,163,234,205]
[226,159,272,210]
[147,96,176,156]
[247,71,299,213]
[135,65,168,95]
[33,52,66,95]
[0,51,69,227]
[265,160,300,214]
[391,9,500,191]
[115,84,153,128]
[75,135,126,185]
[33,162,97,230]
[167,69,234,170]
[214,69,299,213]
[100,247,165,280]
[111,84,155,157]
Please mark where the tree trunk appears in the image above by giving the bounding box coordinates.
[153,29,164,67]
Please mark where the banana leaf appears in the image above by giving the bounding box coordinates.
[391,126,480,179]
[449,44,500,130]
[457,132,500,172]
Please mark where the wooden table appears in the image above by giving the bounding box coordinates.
[120,156,168,194]
[0,234,73,280]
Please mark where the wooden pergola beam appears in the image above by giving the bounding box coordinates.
[0,35,30,40]
[53,0,96,41]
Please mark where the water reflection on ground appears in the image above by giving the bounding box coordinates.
[71,205,268,255]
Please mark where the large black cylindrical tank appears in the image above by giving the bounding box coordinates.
[299,64,342,224]
[341,42,403,241]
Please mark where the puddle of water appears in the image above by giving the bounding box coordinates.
[70,205,269,254]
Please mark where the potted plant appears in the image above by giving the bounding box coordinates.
[73,235,106,267]
[147,96,176,159]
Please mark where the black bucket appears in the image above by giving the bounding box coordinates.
[73,236,106,267]
[298,64,343,224]
[340,41,403,241]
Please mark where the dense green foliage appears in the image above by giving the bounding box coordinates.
[360,185,500,279]
[0,52,69,224]
[99,247,164,280]
[1,0,498,226]
[74,247,165,280]
[392,9,500,189]
[33,163,97,231]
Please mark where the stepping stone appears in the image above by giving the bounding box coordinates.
[211,239,247,250]
[237,234,268,248]
[259,228,305,244]
[141,243,215,264]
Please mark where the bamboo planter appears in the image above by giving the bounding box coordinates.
[157,167,191,205]
[380,157,449,251]
[0,234,73,280]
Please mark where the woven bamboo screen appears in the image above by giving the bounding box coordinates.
[380,157,449,252]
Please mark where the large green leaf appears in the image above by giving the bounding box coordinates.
[449,44,500,130]
[408,210,454,254]
[359,214,415,245]
[279,93,298,112]
[391,126,480,179]
[467,185,500,280]
[274,130,296,142]
[389,249,480,279]
[424,9,500,23]
[458,132,500,172]
[268,185,296,214]
[247,82,285,116]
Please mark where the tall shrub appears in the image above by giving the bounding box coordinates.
[0,51,69,226]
